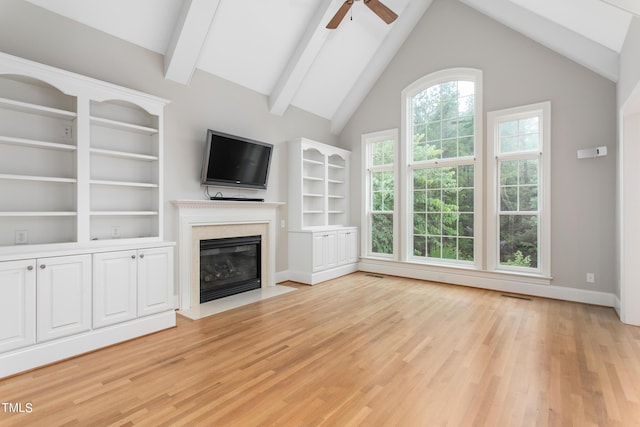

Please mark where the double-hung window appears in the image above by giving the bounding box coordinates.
[363,129,398,258]
[487,102,551,276]
[403,68,483,267]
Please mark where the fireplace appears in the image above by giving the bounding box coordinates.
[200,235,261,303]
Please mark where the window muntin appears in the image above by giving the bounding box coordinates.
[406,70,480,266]
[488,102,550,275]
[363,130,398,258]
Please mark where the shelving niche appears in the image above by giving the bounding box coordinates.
[0,52,169,248]
[0,74,78,245]
[89,100,160,241]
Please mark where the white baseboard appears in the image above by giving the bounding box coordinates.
[0,310,176,379]
[359,259,615,307]
[286,263,359,285]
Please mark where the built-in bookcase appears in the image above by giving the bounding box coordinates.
[89,100,160,240]
[288,138,351,230]
[0,75,78,245]
[0,52,168,248]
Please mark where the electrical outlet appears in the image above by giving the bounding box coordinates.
[111,226,121,238]
[586,273,595,283]
[281,219,286,228]
[15,230,28,244]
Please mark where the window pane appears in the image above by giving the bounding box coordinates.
[412,79,475,166]
[500,160,518,186]
[500,214,538,268]
[383,191,394,211]
[459,213,474,236]
[413,213,426,234]
[500,120,517,137]
[414,190,426,212]
[427,122,441,141]
[459,188,473,212]
[372,191,383,211]
[519,117,539,134]
[520,159,538,185]
[427,213,442,235]
[500,187,517,211]
[519,134,539,151]
[459,237,474,261]
[442,213,458,236]
[442,237,457,259]
[414,169,427,189]
[414,235,427,256]
[519,186,537,211]
[371,213,393,254]
[427,236,441,257]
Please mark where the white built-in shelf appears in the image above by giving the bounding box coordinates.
[303,158,324,165]
[304,193,324,198]
[328,163,345,169]
[328,195,345,199]
[329,210,345,214]
[90,179,158,188]
[0,96,76,119]
[90,116,158,135]
[0,174,76,183]
[303,210,324,214]
[303,176,323,181]
[90,211,158,216]
[0,211,77,217]
[0,135,76,151]
[90,148,158,161]
[328,179,344,184]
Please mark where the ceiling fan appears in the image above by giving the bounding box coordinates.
[326,0,398,29]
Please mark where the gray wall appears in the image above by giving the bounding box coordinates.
[338,0,617,292]
[0,0,338,274]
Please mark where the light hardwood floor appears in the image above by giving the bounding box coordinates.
[1,272,640,426]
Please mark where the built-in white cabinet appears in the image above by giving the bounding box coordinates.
[93,246,173,328]
[0,52,175,379]
[37,254,91,343]
[288,138,358,285]
[0,254,91,351]
[289,228,359,285]
[0,259,36,353]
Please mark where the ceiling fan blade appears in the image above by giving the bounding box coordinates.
[326,1,353,29]
[364,0,398,24]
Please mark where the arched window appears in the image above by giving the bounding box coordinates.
[401,68,483,267]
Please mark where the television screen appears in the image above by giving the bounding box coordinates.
[201,130,273,189]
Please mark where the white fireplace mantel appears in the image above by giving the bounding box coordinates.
[172,200,285,311]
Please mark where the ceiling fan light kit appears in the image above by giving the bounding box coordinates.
[326,0,398,29]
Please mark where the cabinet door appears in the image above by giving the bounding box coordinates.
[313,232,337,272]
[93,250,137,328]
[312,233,327,271]
[0,260,36,353]
[337,229,358,265]
[37,255,91,342]
[137,247,174,317]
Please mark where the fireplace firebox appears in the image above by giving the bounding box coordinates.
[199,235,261,303]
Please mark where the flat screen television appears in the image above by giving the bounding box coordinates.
[201,129,273,190]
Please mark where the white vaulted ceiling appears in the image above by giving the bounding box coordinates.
[23,0,635,134]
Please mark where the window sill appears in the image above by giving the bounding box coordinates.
[359,256,552,286]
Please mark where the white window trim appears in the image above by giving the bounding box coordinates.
[486,101,551,278]
[362,128,399,260]
[400,68,483,269]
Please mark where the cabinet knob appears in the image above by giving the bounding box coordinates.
[39,264,46,269]
[131,255,136,259]
[139,254,144,259]
[27,265,33,271]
